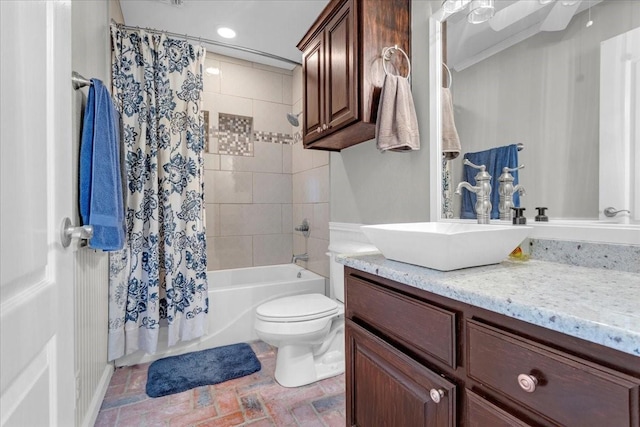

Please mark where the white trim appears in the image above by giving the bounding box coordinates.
[79,365,114,427]
[429,13,444,222]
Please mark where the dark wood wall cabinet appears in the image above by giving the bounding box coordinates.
[296,0,411,151]
[345,267,640,427]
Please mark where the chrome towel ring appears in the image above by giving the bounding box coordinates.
[443,63,452,89]
[382,45,411,79]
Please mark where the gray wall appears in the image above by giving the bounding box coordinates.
[448,1,639,219]
[330,0,436,225]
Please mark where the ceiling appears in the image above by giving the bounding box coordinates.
[119,0,330,70]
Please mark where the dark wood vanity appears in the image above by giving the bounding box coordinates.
[345,267,640,427]
[296,0,411,151]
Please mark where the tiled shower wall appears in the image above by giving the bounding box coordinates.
[291,67,330,278]
[202,53,293,270]
[201,56,329,277]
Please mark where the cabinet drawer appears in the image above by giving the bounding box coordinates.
[466,390,533,427]
[467,320,640,427]
[346,275,456,368]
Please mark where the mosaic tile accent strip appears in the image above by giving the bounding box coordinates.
[203,111,210,153]
[530,239,640,273]
[254,130,294,145]
[218,113,254,156]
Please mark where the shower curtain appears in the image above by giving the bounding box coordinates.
[108,26,208,360]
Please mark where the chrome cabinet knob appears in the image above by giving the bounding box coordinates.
[322,123,328,130]
[316,126,322,133]
[517,373,538,393]
[429,388,445,403]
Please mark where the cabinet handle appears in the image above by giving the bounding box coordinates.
[517,373,538,393]
[429,388,445,403]
[316,126,322,133]
[322,123,328,130]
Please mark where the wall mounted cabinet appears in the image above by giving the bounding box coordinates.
[297,0,411,151]
[345,267,640,427]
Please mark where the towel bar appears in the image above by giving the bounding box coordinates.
[60,217,93,248]
[72,71,92,90]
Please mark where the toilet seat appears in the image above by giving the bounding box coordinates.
[256,294,339,322]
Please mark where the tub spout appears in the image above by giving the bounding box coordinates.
[292,253,309,264]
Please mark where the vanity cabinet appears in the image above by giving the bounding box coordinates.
[346,320,456,427]
[344,267,640,427]
[297,0,410,151]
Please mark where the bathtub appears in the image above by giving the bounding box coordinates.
[114,264,326,367]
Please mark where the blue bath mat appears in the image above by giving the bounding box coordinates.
[145,343,261,398]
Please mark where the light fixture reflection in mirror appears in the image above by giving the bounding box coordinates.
[443,0,471,14]
[467,0,495,24]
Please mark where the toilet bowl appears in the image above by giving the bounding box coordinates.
[254,293,345,387]
[254,223,377,388]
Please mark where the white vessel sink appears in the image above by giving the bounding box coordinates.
[360,222,532,271]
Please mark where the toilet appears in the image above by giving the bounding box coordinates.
[254,226,377,387]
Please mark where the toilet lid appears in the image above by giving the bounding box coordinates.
[256,294,339,322]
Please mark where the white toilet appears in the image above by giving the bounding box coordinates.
[254,229,376,387]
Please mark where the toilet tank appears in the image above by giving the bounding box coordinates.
[328,223,378,303]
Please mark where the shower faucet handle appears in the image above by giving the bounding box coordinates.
[295,218,310,237]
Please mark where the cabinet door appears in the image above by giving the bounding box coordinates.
[302,36,323,143]
[346,320,456,427]
[324,0,357,133]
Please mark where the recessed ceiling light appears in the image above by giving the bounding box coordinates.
[217,27,236,39]
[205,67,220,75]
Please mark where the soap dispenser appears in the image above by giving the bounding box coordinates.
[498,165,525,221]
[511,207,527,225]
[535,207,549,222]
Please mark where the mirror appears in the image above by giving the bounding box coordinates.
[429,0,640,243]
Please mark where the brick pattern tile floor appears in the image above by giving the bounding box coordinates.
[95,341,346,427]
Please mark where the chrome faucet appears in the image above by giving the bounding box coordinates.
[455,159,492,224]
[292,253,309,264]
[498,165,525,221]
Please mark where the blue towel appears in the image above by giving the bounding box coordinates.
[461,144,520,220]
[79,79,125,251]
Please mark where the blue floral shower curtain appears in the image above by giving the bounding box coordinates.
[108,26,208,360]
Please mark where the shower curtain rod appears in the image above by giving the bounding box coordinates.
[111,21,301,67]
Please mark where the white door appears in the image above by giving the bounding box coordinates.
[600,26,640,223]
[1,1,76,426]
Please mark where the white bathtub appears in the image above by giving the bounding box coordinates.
[114,264,326,367]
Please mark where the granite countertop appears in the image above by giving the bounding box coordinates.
[337,253,640,357]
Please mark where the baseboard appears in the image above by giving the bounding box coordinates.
[80,364,114,427]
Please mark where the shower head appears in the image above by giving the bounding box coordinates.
[286,111,302,127]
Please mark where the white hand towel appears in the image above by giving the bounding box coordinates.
[442,87,461,160]
[375,74,420,152]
